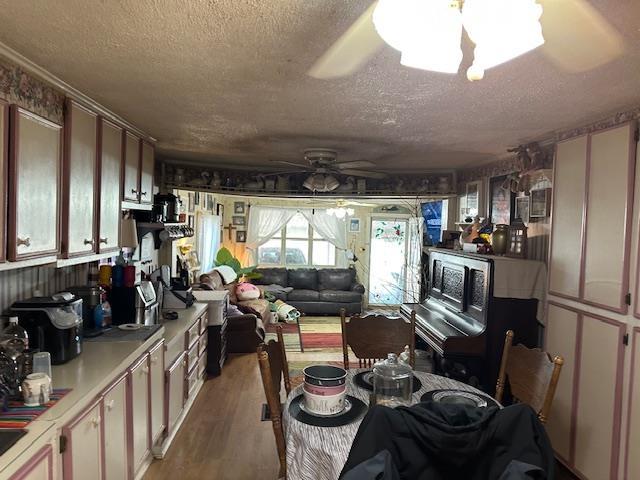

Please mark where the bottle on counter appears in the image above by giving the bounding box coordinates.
[0,317,29,360]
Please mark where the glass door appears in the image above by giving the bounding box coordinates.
[368,218,408,305]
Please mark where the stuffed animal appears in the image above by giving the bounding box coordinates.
[235,282,261,301]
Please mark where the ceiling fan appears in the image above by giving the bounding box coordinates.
[308,0,625,81]
[267,148,388,192]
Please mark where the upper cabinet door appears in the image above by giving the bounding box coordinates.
[549,135,588,299]
[8,106,61,261]
[123,131,140,201]
[62,100,97,257]
[139,141,154,204]
[0,100,7,263]
[582,123,636,312]
[98,119,122,253]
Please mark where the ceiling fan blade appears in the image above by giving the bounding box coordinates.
[270,160,311,168]
[335,160,377,170]
[307,1,385,79]
[339,169,388,179]
[539,0,624,72]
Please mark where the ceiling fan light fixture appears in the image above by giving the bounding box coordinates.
[374,0,463,74]
[303,174,340,192]
[463,0,545,71]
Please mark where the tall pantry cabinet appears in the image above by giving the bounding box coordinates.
[547,121,639,480]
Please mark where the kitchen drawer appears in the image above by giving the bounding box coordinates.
[198,331,208,356]
[199,312,208,334]
[197,352,207,378]
[185,363,200,399]
[186,320,200,349]
[186,340,199,373]
[165,336,184,367]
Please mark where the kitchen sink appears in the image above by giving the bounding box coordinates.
[0,429,26,457]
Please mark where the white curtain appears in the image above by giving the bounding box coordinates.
[246,206,297,263]
[404,216,424,303]
[301,210,348,250]
[197,214,221,274]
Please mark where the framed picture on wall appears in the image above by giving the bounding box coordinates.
[234,201,246,214]
[515,196,530,223]
[530,188,551,218]
[206,194,215,212]
[349,218,361,233]
[489,175,515,225]
[194,191,200,206]
[236,230,246,243]
[187,192,195,213]
[232,215,245,226]
[216,203,224,218]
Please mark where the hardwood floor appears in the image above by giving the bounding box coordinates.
[145,353,578,480]
[144,353,280,480]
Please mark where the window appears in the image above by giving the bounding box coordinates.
[258,213,337,267]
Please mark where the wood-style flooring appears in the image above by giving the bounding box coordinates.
[144,353,280,480]
[145,353,577,480]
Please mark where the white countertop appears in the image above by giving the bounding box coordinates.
[0,303,208,473]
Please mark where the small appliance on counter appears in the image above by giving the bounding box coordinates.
[150,265,194,310]
[110,281,159,326]
[67,285,107,334]
[11,293,83,365]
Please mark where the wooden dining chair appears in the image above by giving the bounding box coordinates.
[495,330,564,424]
[340,308,416,369]
[257,325,290,479]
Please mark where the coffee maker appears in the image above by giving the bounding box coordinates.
[11,293,83,365]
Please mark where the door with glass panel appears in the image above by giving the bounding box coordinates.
[368,218,408,305]
[257,212,336,267]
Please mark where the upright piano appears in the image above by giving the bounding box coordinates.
[401,249,539,394]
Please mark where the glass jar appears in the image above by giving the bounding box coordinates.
[372,353,413,408]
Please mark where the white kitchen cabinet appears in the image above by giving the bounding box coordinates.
[149,340,165,446]
[103,373,129,480]
[98,118,122,253]
[625,328,640,479]
[129,354,151,475]
[62,100,98,257]
[0,99,7,263]
[7,445,53,480]
[62,400,103,480]
[123,131,140,202]
[8,106,61,261]
[140,141,154,205]
[166,353,186,436]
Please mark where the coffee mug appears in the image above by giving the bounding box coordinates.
[22,373,51,406]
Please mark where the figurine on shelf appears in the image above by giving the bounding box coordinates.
[211,171,222,188]
[276,175,290,192]
[242,175,265,191]
[264,177,276,192]
[438,176,450,193]
[336,177,356,193]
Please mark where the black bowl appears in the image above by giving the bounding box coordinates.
[303,365,347,387]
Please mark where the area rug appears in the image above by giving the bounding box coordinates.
[264,320,302,352]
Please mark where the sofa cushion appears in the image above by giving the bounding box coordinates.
[254,268,288,286]
[288,269,318,290]
[287,289,320,301]
[318,268,355,291]
[199,270,225,290]
[319,289,363,303]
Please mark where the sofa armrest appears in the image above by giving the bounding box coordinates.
[227,314,259,331]
[351,283,365,294]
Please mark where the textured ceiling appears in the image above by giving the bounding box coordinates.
[0,0,639,171]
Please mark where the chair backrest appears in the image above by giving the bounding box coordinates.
[340,308,416,369]
[257,325,289,478]
[495,330,564,424]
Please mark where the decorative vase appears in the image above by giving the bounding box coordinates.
[491,224,509,255]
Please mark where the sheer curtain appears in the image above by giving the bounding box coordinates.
[197,214,221,273]
[301,210,348,250]
[246,206,297,263]
[404,216,424,303]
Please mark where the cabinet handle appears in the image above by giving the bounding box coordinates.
[84,239,95,246]
[106,400,115,411]
[151,356,158,365]
[142,366,150,375]
[131,188,138,195]
[16,237,31,247]
[141,191,148,197]
[92,416,101,427]
[99,237,109,244]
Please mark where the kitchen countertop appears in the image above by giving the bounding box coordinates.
[0,303,208,474]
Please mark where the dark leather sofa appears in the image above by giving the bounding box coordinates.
[253,267,364,315]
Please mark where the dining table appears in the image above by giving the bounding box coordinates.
[283,368,491,480]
